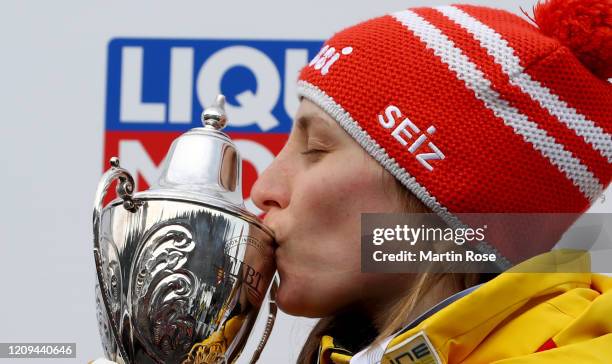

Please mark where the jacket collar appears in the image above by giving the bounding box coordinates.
[321,250,593,364]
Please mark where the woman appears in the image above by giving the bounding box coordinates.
[250,0,612,362]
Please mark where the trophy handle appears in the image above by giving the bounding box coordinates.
[93,157,140,363]
[248,275,279,364]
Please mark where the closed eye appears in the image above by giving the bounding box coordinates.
[301,148,326,155]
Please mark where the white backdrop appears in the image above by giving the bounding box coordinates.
[0,1,610,363]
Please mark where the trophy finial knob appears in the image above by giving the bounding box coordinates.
[201,94,228,130]
[110,157,120,168]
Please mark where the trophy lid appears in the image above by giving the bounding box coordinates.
[143,95,247,214]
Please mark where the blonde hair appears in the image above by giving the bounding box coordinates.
[297,174,486,363]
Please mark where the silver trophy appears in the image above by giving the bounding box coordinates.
[93,95,278,364]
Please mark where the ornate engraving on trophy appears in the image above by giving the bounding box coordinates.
[218,236,269,301]
[216,255,263,301]
[132,225,196,298]
[96,280,116,358]
[108,262,121,309]
[95,235,123,360]
[130,223,199,362]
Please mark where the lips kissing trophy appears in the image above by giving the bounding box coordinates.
[92,95,278,364]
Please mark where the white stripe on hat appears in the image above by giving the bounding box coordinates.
[391,10,603,202]
[436,5,612,164]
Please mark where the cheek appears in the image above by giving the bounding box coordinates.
[275,154,402,316]
[290,153,401,263]
[298,155,397,222]
[291,162,370,259]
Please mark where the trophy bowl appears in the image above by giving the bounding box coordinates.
[93,95,278,364]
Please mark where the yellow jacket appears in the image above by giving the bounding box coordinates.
[320,252,612,363]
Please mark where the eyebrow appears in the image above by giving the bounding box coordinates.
[295,114,334,131]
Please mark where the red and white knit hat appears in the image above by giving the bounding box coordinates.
[297,0,612,268]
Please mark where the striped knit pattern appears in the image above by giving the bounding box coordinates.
[297,4,612,265]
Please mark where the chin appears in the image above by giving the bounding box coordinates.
[275,273,338,318]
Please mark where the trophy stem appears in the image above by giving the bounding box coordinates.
[93,158,139,363]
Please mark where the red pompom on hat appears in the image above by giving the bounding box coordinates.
[534,0,612,79]
[298,2,612,269]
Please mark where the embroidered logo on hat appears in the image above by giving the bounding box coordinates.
[308,45,354,75]
[378,105,445,171]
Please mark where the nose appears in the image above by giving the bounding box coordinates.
[251,152,291,213]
